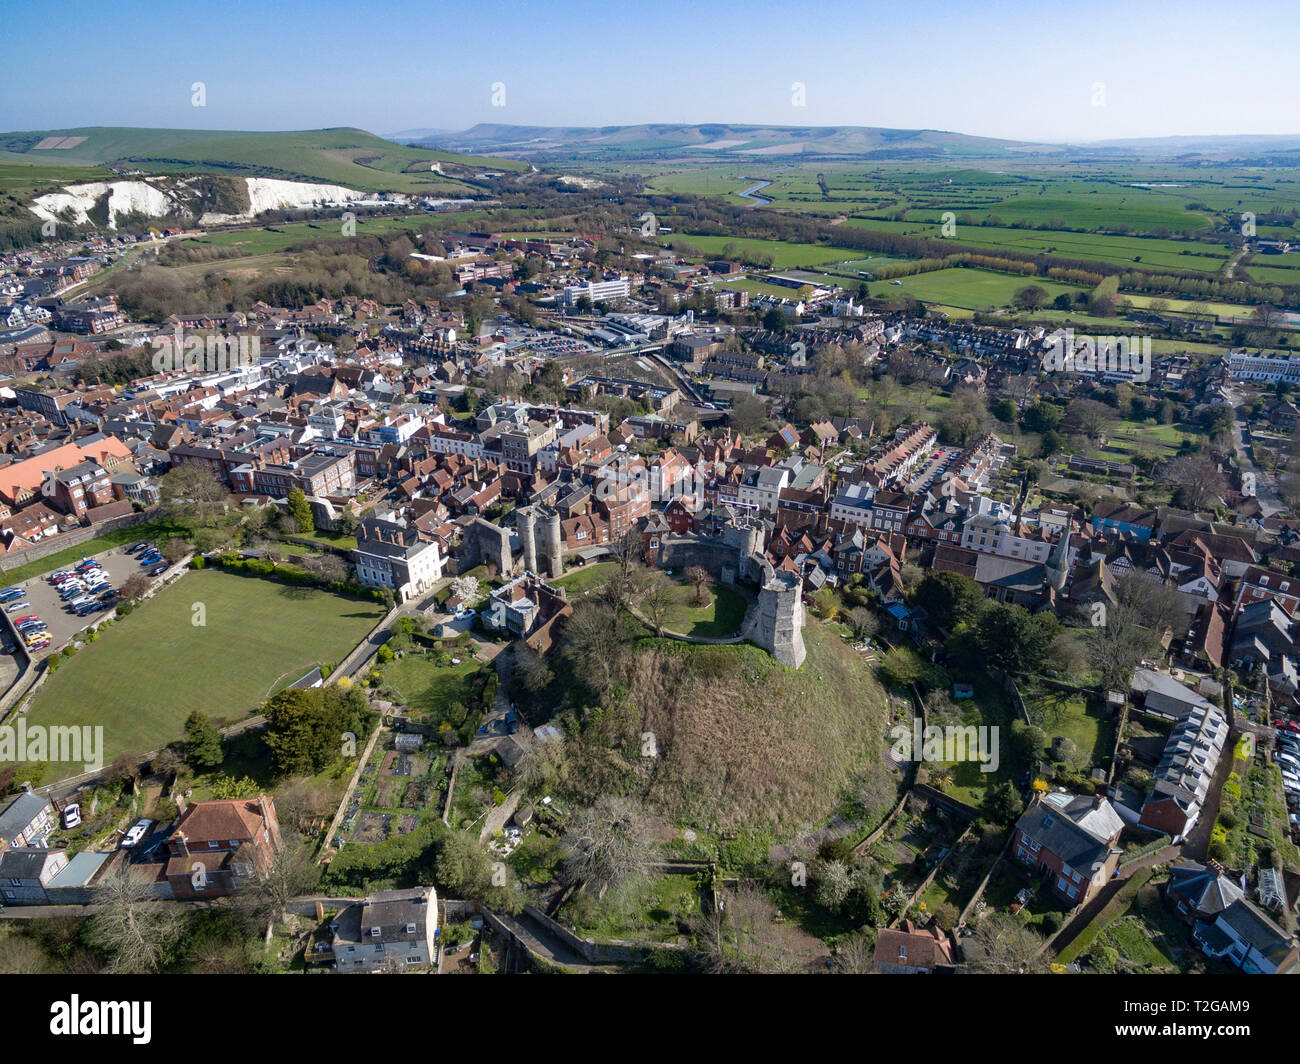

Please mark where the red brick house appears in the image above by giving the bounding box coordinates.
[163,795,282,899]
[1012,792,1124,905]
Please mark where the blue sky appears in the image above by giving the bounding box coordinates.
[1,0,1297,142]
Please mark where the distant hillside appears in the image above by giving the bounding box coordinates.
[0,126,526,195]
[416,122,1066,160]
[1082,133,1300,160]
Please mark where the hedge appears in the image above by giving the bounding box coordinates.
[210,552,388,604]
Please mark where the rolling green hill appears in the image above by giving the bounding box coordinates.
[0,126,526,195]
[423,122,1066,160]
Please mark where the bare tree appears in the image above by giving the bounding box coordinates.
[118,573,153,603]
[599,529,645,611]
[832,930,878,974]
[696,884,802,974]
[684,565,710,606]
[561,794,654,893]
[1165,454,1226,511]
[1062,398,1115,445]
[963,913,1049,974]
[159,463,228,522]
[638,569,675,637]
[235,837,319,928]
[88,863,184,973]
[846,606,879,640]
[514,646,554,693]
[303,553,349,583]
[561,599,631,698]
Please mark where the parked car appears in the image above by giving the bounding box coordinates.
[148,564,168,577]
[62,803,81,829]
[1278,721,1300,734]
[126,542,151,555]
[119,819,153,849]
[5,601,30,613]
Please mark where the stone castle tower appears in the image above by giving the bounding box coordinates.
[742,565,807,668]
[514,504,564,579]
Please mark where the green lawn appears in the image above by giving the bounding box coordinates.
[287,528,359,553]
[558,872,704,944]
[22,569,385,765]
[379,653,484,726]
[553,561,617,596]
[659,579,747,638]
[929,678,1018,807]
[1032,690,1112,770]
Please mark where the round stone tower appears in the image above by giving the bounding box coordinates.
[516,506,538,575]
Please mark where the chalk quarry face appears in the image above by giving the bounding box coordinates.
[29,175,410,229]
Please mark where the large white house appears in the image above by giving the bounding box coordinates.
[353,513,444,601]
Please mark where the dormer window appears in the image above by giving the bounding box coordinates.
[370,926,381,937]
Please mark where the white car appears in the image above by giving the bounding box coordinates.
[62,803,81,829]
[119,818,153,849]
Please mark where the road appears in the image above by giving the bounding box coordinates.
[1224,385,1285,517]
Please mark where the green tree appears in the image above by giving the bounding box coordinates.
[263,686,372,775]
[978,603,1054,675]
[435,830,494,898]
[287,487,315,533]
[914,571,986,631]
[183,710,224,769]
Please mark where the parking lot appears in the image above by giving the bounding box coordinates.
[1,540,167,660]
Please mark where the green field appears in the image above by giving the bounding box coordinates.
[668,232,867,269]
[866,266,1086,311]
[0,126,525,193]
[22,569,385,764]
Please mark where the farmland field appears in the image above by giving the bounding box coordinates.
[668,232,865,269]
[21,569,385,764]
[864,267,1086,311]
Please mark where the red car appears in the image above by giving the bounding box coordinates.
[1279,721,1300,735]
